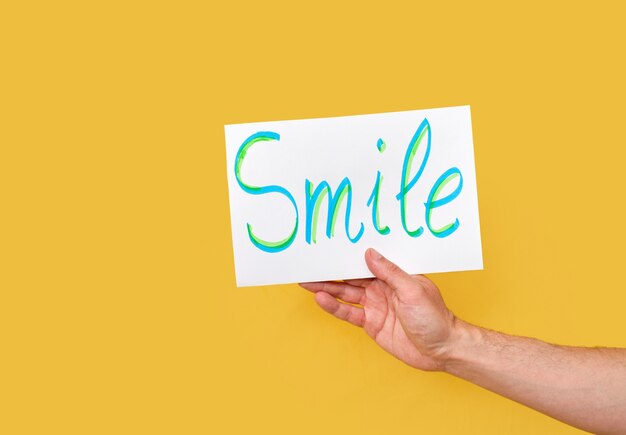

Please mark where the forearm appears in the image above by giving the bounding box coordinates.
[443,320,626,434]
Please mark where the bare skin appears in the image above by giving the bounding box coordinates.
[299,248,626,435]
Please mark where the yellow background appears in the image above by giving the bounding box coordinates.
[2,1,625,434]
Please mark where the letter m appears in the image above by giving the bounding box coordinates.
[304,177,364,244]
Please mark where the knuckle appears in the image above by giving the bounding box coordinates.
[385,261,400,276]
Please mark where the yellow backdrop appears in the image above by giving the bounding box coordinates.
[2,1,625,434]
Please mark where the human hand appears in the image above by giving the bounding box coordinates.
[304,249,626,434]
[299,248,459,371]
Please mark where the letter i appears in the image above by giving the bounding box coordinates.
[367,139,390,235]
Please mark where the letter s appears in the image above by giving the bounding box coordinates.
[235,131,298,253]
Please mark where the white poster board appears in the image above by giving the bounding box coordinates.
[225,106,482,287]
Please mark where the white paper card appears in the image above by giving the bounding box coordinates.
[225,105,483,287]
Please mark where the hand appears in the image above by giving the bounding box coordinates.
[304,249,626,434]
[299,248,458,371]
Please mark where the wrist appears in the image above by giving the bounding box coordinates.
[439,317,483,374]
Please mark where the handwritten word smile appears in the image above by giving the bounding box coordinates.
[235,118,463,253]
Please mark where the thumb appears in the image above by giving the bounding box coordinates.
[365,248,416,294]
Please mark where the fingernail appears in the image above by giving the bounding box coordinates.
[369,248,383,261]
